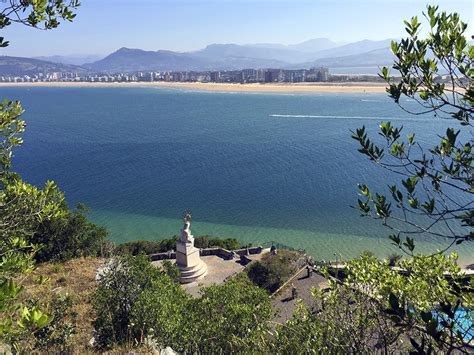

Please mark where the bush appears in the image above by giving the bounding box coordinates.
[247,251,298,293]
[33,294,76,352]
[114,237,178,256]
[161,260,180,283]
[91,255,165,348]
[91,255,274,352]
[194,235,246,250]
[116,235,247,256]
[186,273,273,353]
[130,274,190,349]
[32,204,107,262]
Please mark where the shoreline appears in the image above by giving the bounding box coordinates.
[0,81,388,93]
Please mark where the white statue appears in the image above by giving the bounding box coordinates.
[175,210,207,283]
[180,211,194,243]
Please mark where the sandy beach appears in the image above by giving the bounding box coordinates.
[0,81,388,93]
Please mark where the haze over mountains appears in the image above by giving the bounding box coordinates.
[33,54,104,66]
[1,38,395,76]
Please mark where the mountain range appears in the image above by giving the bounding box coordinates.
[0,38,395,76]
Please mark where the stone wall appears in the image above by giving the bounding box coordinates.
[233,246,263,256]
[150,251,176,261]
[149,246,263,262]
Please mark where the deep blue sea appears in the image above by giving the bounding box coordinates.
[2,86,472,264]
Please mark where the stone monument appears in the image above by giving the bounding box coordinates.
[176,211,208,284]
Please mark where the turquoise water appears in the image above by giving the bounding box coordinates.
[3,86,472,264]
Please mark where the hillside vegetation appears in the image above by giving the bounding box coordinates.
[0,56,87,76]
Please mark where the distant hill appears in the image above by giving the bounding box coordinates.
[84,48,204,72]
[84,47,288,73]
[194,44,314,64]
[246,38,339,56]
[310,39,394,59]
[9,38,396,75]
[0,56,88,76]
[33,54,104,66]
[84,38,394,73]
[287,38,340,53]
[298,48,395,71]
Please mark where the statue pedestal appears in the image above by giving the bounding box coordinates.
[176,241,208,283]
[175,222,207,284]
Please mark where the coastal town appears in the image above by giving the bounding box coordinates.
[0,66,386,84]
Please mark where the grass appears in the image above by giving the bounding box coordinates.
[17,257,105,353]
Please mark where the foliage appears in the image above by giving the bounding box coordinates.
[91,255,163,349]
[0,91,70,352]
[115,235,247,256]
[194,235,247,250]
[346,253,468,311]
[276,253,473,353]
[115,237,178,256]
[185,273,273,354]
[0,0,80,48]
[0,177,68,349]
[352,5,473,254]
[1,178,67,243]
[348,253,473,352]
[130,274,190,349]
[91,254,273,353]
[383,5,472,125]
[0,175,103,347]
[275,287,402,353]
[350,6,473,352]
[0,1,82,349]
[0,100,24,177]
[247,250,298,293]
[1,286,77,352]
[33,294,76,352]
[161,259,180,283]
[32,203,108,262]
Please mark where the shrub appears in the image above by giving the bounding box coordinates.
[130,274,190,348]
[247,251,297,293]
[161,260,180,283]
[194,235,246,250]
[91,256,274,352]
[32,204,107,262]
[91,255,163,348]
[114,237,178,256]
[33,294,76,352]
[185,274,273,353]
[115,235,247,256]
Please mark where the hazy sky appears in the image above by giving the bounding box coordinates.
[2,0,472,57]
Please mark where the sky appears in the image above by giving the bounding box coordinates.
[1,0,472,57]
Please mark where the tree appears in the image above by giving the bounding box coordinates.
[0,1,80,348]
[0,100,24,179]
[344,253,472,353]
[184,273,273,354]
[275,253,472,353]
[92,256,273,353]
[0,0,80,48]
[352,5,473,254]
[32,203,108,262]
[0,176,68,349]
[246,250,300,293]
[348,6,473,353]
[92,255,170,349]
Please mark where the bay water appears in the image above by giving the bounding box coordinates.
[4,86,472,265]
